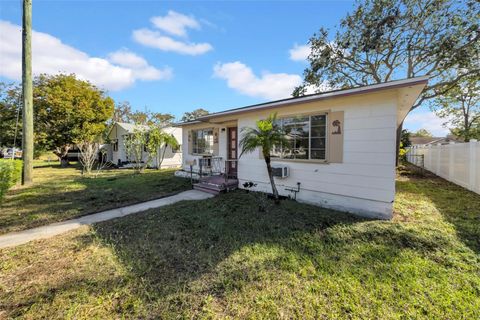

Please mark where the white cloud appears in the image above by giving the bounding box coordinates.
[289,44,310,62]
[404,109,450,137]
[133,28,212,55]
[150,10,200,37]
[108,49,173,81]
[0,20,171,91]
[133,11,213,56]
[213,61,302,100]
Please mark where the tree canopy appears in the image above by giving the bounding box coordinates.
[412,129,433,137]
[112,101,175,128]
[433,73,480,141]
[294,0,479,111]
[0,83,22,148]
[33,74,114,163]
[181,108,209,122]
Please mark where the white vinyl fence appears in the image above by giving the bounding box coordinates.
[406,139,480,195]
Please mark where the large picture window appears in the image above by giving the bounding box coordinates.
[192,128,214,154]
[272,114,327,160]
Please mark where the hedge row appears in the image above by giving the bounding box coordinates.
[0,159,22,203]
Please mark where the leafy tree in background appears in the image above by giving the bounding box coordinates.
[239,113,287,202]
[151,112,175,127]
[433,74,480,142]
[181,108,209,122]
[293,0,479,161]
[34,74,114,166]
[401,129,411,147]
[112,101,134,123]
[123,125,149,173]
[0,83,22,148]
[147,127,179,170]
[412,129,433,137]
[111,102,174,127]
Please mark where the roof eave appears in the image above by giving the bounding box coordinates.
[196,76,429,121]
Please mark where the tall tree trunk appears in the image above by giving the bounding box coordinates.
[395,121,403,166]
[464,112,470,142]
[264,155,279,203]
[21,0,33,185]
[158,143,168,170]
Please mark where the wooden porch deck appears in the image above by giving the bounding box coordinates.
[193,175,239,195]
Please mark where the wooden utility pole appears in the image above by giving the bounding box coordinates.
[22,0,33,184]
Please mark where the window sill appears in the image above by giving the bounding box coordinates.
[271,158,329,164]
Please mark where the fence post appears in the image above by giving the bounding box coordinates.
[470,139,477,192]
[436,143,441,176]
[448,142,455,180]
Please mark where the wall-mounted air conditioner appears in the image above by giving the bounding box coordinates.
[272,164,289,178]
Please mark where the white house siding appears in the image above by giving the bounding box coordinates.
[151,127,183,168]
[110,125,128,165]
[236,91,398,219]
[108,124,182,168]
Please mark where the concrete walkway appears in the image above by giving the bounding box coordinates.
[0,190,213,249]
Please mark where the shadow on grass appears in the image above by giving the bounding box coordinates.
[89,191,463,316]
[0,168,190,234]
[397,164,480,254]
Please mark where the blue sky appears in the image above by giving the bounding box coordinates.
[0,0,448,136]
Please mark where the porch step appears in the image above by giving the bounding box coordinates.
[193,177,239,195]
[193,183,223,195]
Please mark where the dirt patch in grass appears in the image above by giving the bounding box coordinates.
[1,167,479,319]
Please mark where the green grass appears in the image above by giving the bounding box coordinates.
[0,160,190,234]
[0,165,479,319]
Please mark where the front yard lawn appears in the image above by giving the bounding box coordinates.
[0,165,479,319]
[0,161,191,234]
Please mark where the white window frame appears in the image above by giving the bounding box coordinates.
[192,128,214,155]
[273,113,328,162]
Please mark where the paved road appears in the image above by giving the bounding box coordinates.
[0,190,213,249]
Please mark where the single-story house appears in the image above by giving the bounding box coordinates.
[409,135,462,146]
[107,122,182,168]
[175,77,428,219]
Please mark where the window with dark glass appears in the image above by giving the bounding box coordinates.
[192,129,214,154]
[272,114,327,160]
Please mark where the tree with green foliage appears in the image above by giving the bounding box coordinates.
[123,125,149,173]
[433,74,480,142]
[33,74,114,166]
[401,129,412,148]
[0,83,22,148]
[181,108,209,122]
[111,102,174,128]
[239,113,287,202]
[412,129,433,137]
[146,127,179,170]
[293,0,479,161]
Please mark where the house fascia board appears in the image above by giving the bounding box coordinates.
[193,76,428,122]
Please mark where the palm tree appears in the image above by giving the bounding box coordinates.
[147,127,179,170]
[158,133,179,169]
[239,113,287,202]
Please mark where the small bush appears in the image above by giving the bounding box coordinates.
[0,159,22,203]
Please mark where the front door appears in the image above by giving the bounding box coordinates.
[227,127,238,178]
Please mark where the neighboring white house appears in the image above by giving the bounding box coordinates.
[107,122,182,168]
[175,77,428,219]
